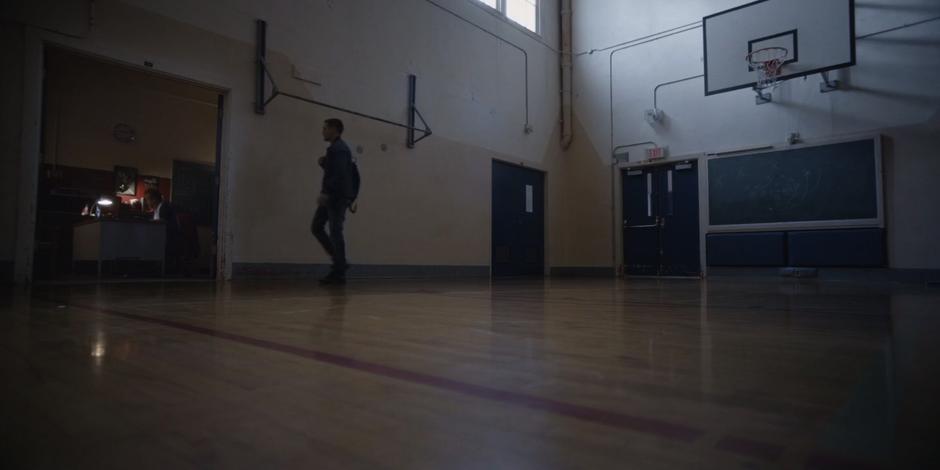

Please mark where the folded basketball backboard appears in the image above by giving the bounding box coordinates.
[703,0,856,96]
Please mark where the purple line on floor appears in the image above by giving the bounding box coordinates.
[715,435,785,462]
[73,301,705,443]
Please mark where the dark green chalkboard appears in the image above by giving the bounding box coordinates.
[708,139,879,226]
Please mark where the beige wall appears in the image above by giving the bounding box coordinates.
[43,49,219,179]
[4,0,569,278]
[550,116,612,268]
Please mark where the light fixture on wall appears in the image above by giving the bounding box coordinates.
[113,123,136,143]
[644,108,664,126]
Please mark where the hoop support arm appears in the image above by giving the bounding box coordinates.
[254,20,432,148]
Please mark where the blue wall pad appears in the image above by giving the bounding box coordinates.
[707,232,787,266]
[788,229,886,267]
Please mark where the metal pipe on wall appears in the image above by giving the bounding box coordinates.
[420,0,532,134]
[577,20,703,57]
[856,14,940,40]
[560,0,573,149]
[608,24,703,164]
[653,74,704,110]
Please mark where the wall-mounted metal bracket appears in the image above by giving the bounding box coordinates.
[406,75,433,148]
[255,18,268,115]
[819,71,841,93]
[254,19,432,148]
[754,87,773,105]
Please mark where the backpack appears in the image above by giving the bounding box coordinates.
[349,158,361,213]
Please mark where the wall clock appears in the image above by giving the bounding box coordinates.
[113,123,136,143]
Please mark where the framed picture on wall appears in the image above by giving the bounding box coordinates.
[114,166,138,196]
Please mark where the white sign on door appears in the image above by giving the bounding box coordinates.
[525,185,533,213]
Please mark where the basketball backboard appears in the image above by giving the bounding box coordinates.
[703,0,856,96]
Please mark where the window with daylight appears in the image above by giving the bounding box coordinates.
[474,0,539,34]
[506,0,538,32]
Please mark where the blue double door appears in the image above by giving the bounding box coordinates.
[492,161,545,277]
[622,161,701,277]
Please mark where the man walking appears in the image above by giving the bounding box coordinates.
[312,118,355,285]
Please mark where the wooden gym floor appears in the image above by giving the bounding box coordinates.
[2,278,937,469]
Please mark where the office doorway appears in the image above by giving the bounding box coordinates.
[34,47,225,281]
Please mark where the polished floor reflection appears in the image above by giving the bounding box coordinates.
[2,278,938,469]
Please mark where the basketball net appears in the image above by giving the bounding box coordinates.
[747,47,788,91]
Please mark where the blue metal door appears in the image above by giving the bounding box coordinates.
[622,167,660,275]
[660,161,701,276]
[492,161,545,277]
[622,161,700,276]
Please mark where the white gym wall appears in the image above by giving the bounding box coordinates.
[571,0,940,271]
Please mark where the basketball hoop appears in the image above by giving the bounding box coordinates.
[746,47,788,91]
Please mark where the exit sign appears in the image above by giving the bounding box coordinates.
[645,146,667,160]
